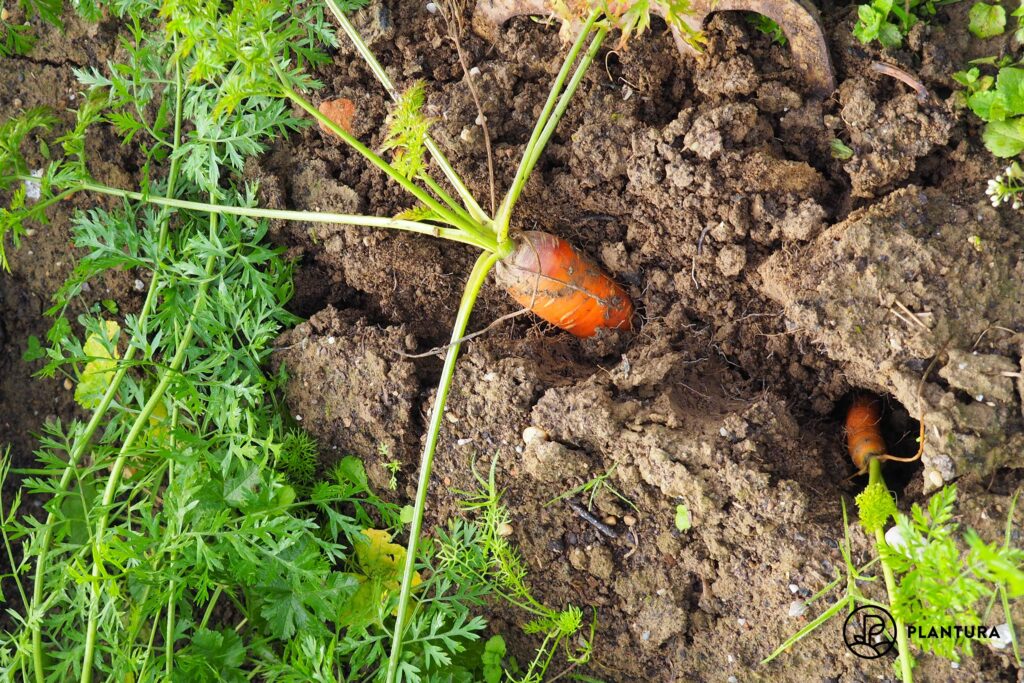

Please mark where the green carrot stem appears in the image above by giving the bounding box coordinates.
[80,211,221,683]
[30,49,189,683]
[385,251,500,683]
[495,9,602,242]
[420,172,476,226]
[55,179,497,251]
[325,0,491,225]
[869,458,914,683]
[520,27,607,183]
[279,82,484,238]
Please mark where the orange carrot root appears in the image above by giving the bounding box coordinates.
[495,230,633,338]
[846,394,886,474]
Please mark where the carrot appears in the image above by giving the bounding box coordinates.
[494,230,633,337]
[846,393,926,475]
[846,394,887,474]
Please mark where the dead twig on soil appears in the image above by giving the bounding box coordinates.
[871,61,930,104]
[567,498,620,539]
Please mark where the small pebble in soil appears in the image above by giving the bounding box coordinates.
[63,378,73,391]
[522,426,547,444]
[456,438,473,446]
[23,169,43,201]
[1,9,11,22]
[295,415,302,421]
[737,618,746,627]
[326,336,335,345]
[788,583,799,594]
[623,514,637,526]
[789,600,808,618]
[425,2,437,13]
[133,279,145,292]
[469,66,480,77]
[603,515,617,526]
[497,522,513,537]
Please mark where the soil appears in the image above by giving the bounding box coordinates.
[3,1,1024,681]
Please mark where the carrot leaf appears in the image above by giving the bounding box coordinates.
[381,80,433,181]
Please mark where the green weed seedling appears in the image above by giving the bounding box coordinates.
[765,469,1024,682]
[853,0,961,48]
[546,464,638,512]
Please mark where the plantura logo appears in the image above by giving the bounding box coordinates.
[843,605,897,659]
[908,624,1004,639]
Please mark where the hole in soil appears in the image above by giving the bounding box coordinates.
[837,390,923,495]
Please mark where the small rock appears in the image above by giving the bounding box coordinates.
[133,279,145,292]
[603,515,618,526]
[522,426,548,445]
[497,522,514,537]
[63,378,73,391]
[623,514,637,526]
[991,623,1012,649]
[788,600,808,618]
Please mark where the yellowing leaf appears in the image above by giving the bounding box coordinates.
[347,529,423,625]
[146,399,169,446]
[354,528,421,588]
[74,321,120,409]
